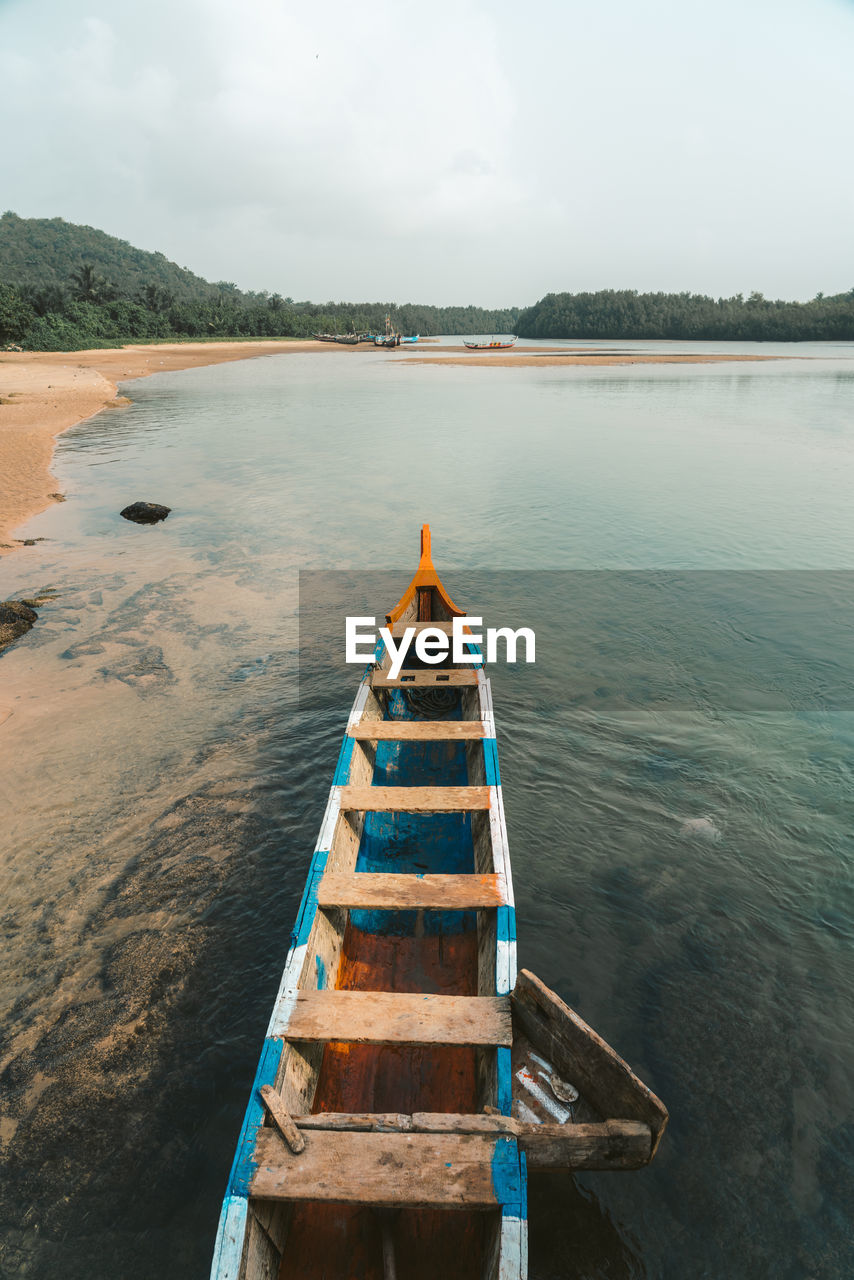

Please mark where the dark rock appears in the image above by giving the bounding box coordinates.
[120,502,171,525]
[0,600,39,653]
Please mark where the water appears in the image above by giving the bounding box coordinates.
[0,343,852,1278]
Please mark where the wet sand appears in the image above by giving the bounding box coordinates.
[0,339,776,554]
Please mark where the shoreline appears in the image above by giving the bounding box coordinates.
[0,339,778,555]
[0,340,334,554]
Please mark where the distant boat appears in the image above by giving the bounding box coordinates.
[375,313,402,348]
[401,334,420,344]
[463,336,517,350]
[312,333,360,345]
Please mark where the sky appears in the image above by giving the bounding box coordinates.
[1,0,853,307]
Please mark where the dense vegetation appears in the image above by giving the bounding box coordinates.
[2,212,853,349]
[516,288,854,341]
[0,213,518,349]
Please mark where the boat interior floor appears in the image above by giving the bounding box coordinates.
[278,926,483,1279]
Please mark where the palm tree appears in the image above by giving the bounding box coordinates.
[70,262,116,304]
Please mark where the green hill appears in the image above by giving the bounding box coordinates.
[0,212,520,349]
[0,211,219,302]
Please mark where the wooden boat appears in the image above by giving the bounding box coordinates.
[374,314,401,348]
[211,526,667,1280]
[401,334,420,344]
[463,337,517,350]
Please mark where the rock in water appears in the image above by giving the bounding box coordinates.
[120,502,171,525]
[0,601,39,653]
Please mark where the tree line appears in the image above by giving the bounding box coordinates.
[2,213,853,348]
[0,266,520,350]
[516,289,854,341]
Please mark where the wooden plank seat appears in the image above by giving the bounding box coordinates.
[339,785,490,812]
[371,669,479,689]
[250,1129,516,1208]
[317,871,505,910]
[282,990,512,1046]
[349,720,486,740]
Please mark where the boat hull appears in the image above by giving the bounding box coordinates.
[211,528,665,1280]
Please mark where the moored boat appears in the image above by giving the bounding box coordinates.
[211,526,667,1280]
[401,334,420,344]
[374,313,401,348]
[463,337,517,350]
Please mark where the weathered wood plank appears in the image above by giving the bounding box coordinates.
[372,669,479,688]
[340,785,491,812]
[250,1129,504,1207]
[283,990,512,1046]
[286,1112,652,1170]
[511,969,668,1155]
[519,1119,652,1171]
[349,720,486,740]
[259,1084,306,1155]
[317,871,505,910]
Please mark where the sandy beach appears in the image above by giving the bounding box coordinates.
[0,339,777,553]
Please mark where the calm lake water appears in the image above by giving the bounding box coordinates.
[1,341,852,1278]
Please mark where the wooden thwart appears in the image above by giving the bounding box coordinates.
[371,669,479,689]
[250,1129,508,1207]
[340,785,491,812]
[349,720,486,741]
[288,1112,653,1172]
[317,871,505,910]
[282,989,512,1046]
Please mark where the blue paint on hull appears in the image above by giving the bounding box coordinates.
[483,737,501,786]
[497,1046,514,1116]
[490,1136,526,1215]
[226,1035,284,1197]
[291,848,329,948]
[332,733,355,785]
[497,904,517,950]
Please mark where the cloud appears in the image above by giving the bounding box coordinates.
[1,0,853,302]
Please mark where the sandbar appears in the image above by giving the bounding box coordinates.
[402,350,778,368]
